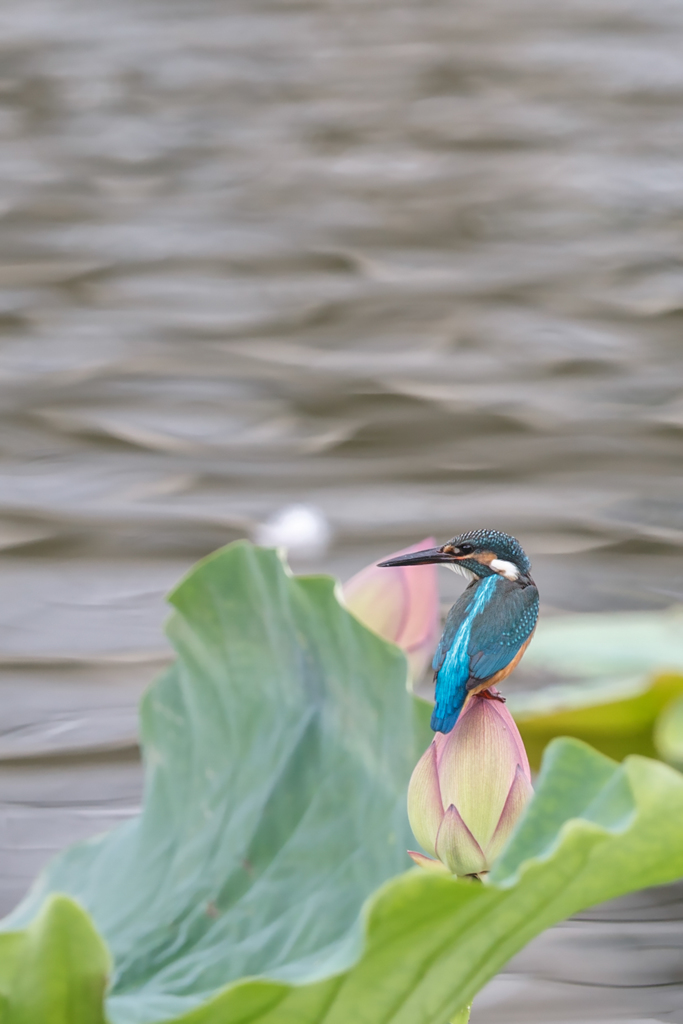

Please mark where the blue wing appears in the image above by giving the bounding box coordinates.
[467,580,539,683]
[431,583,481,675]
[431,576,499,733]
[430,577,538,734]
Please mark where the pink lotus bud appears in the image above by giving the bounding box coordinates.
[342,538,440,682]
[407,694,533,877]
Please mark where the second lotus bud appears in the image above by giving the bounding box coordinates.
[342,537,440,683]
[408,694,533,877]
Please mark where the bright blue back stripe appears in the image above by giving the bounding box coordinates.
[434,575,499,725]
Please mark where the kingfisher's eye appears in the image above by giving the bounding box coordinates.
[458,543,474,555]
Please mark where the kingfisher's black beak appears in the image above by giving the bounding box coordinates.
[378,546,455,568]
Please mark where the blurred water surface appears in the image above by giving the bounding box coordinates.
[0,0,682,1017]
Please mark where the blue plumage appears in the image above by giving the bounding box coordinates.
[431,576,499,732]
[377,527,539,734]
[431,575,538,732]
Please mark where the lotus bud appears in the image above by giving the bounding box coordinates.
[342,538,440,683]
[407,694,533,877]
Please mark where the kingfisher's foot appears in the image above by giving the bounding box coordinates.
[482,688,506,703]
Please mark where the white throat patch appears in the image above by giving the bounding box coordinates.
[490,558,520,581]
[445,562,476,582]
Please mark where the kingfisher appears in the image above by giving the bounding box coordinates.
[378,529,538,734]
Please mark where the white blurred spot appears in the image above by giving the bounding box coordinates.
[253,504,331,559]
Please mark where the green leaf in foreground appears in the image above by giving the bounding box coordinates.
[0,895,110,1024]
[4,545,683,1024]
[6,740,683,1024]
[152,740,683,1023]
[3,542,418,1023]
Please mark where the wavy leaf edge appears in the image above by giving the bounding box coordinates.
[4,736,683,1024]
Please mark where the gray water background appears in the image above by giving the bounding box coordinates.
[1,0,683,1018]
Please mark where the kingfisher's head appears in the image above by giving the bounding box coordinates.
[378,529,531,582]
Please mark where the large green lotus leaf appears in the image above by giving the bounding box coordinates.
[5,739,683,1024]
[135,739,683,1023]
[6,547,683,1023]
[2,542,419,1023]
[507,608,683,766]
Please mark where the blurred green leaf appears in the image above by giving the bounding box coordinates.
[450,1009,471,1024]
[0,895,110,1024]
[514,673,683,768]
[521,607,683,683]
[4,549,683,1023]
[654,695,683,768]
[507,608,683,767]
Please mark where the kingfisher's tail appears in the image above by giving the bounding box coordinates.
[430,693,466,734]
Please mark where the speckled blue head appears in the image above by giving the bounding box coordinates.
[378,528,531,581]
